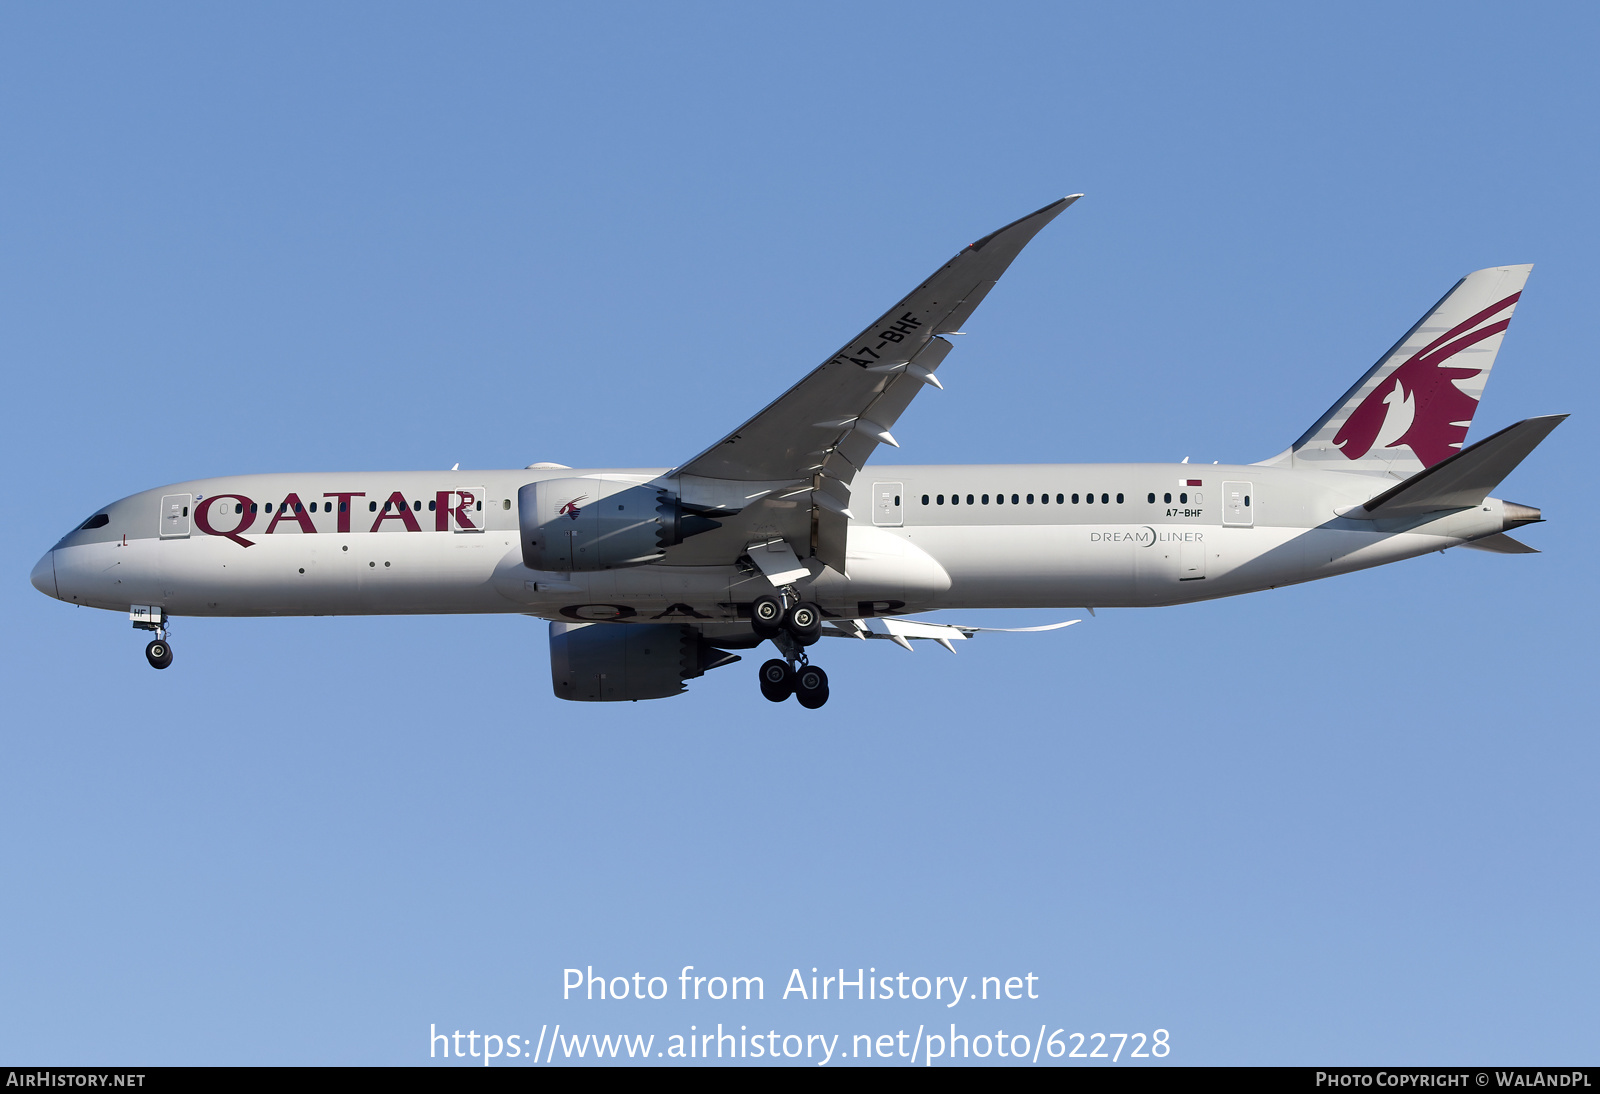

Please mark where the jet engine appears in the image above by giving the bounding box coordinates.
[519,478,721,572]
[549,622,741,701]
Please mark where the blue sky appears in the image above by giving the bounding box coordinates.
[2,2,1596,1066]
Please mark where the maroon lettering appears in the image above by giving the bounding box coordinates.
[323,492,365,534]
[453,490,478,530]
[194,494,257,547]
[265,492,317,535]
[435,491,451,532]
[370,491,421,533]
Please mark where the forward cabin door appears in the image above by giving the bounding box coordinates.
[159,494,192,538]
[872,482,904,527]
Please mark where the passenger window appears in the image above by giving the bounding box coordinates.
[250,503,258,513]
[428,500,436,511]
[937,494,945,505]
[1011,494,1019,504]
[294,502,303,513]
[1056,494,1064,504]
[1116,493,1123,504]
[1102,493,1110,504]
[952,494,959,506]
[922,494,929,505]
[476,501,482,510]
[995,493,1003,505]
[1086,493,1094,504]
[1148,493,1156,503]
[1041,493,1049,504]
[1164,493,1172,504]
[502,499,510,510]
[1027,494,1034,504]
[264,502,273,512]
[1180,493,1188,503]
[369,501,377,512]
[234,504,242,515]
[982,494,990,504]
[1071,493,1079,504]
[340,502,348,512]
[1245,495,1251,507]
[966,494,974,505]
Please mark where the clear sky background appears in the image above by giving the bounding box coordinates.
[3,2,1596,1067]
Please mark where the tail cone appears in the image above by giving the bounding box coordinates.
[1502,501,1543,530]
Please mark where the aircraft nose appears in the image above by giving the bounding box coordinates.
[30,550,58,599]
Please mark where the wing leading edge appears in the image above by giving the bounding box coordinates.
[670,195,1080,572]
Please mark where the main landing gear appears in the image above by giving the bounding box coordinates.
[133,607,173,670]
[752,592,828,708]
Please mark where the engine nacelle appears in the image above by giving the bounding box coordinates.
[549,622,740,702]
[519,477,720,572]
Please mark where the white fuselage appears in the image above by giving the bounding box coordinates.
[35,463,1511,625]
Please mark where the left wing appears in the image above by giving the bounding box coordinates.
[669,196,1080,572]
[823,616,1079,653]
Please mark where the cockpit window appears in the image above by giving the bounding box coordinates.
[79,513,110,530]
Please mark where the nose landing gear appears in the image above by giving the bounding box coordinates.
[145,639,173,670]
[132,605,172,670]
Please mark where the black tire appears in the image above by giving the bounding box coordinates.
[145,639,173,670]
[794,664,828,708]
[758,659,793,703]
[751,594,784,639]
[785,601,823,646]
[796,684,829,709]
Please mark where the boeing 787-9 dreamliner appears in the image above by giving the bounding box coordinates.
[31,197,1563,708]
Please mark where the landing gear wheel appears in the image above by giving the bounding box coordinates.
[794,664,829,709]
[751,594,784,639]
[784,601,822,646]
[145,639,173,670]
[758,659,793,703]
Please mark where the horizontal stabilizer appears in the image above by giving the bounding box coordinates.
[1461,533,1539,554]
[1361,414,1566,519]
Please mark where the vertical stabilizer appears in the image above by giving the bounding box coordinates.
[1277,265,1532,476]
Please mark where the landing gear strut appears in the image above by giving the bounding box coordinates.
[133,606,172,670]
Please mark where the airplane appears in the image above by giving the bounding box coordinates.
[30,196,1564,709]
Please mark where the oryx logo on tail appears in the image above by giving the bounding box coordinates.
[1279,264,1532,475]
[1333,291,1520,467]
